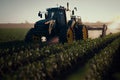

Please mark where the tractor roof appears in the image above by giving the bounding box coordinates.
[47,6,66,12]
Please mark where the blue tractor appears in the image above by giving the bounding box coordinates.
[25,3,107,44]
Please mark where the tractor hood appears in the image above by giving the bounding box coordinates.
[34,19,56,35]
[34,19,50,28]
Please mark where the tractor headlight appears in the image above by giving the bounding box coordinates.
[41,36,47,42]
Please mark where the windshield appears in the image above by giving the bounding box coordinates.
[47,11,57,19]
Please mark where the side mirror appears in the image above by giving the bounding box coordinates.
[38,11,42,18]
[45,12,48,19]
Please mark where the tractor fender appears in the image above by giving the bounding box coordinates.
[67,20,76,29]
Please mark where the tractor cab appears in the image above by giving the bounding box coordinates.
[38,6,71,28]
[47,7,67,27]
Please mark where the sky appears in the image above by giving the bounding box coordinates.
[0,0,120,23]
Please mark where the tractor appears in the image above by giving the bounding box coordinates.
[25,3,107,44]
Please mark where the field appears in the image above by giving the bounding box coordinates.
[0,28,30,42]
[0,27,120,80]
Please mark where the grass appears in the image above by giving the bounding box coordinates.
[0,28,30,42]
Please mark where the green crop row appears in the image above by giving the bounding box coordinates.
[78,37,120,80]
[1,33,120,80]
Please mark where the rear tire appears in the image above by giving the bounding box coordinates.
[74,25,88,40]
[82,25,88,39]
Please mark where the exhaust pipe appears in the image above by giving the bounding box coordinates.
[67,2,69,10]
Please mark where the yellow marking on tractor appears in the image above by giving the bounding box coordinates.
[67,28,74,43]
[82,26,88,40]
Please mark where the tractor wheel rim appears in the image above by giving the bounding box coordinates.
[67,28,74,43]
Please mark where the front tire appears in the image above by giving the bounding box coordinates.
[25,28,42,43]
